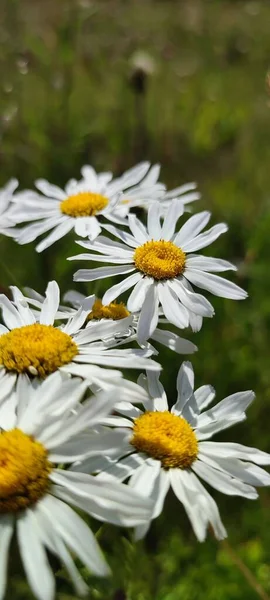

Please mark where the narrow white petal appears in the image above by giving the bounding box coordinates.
[181,223,228,252]
[174,211,211,247]
[17,510,55,600]
[74,216,101,240]
[39,281,60,325]
[147,202,162,240]
[192,460,258,498]
[197,390,255,428]
[199,453,270,487]
[186,255,237,272]
[169,279,214,317]
[41,495,110,576]
[170,469,208,542]
[185,270,248,300]
[199,442,270,465]
[102,271,141,304]
[127,277,153,312]
[0,516,14,600]
[35,179,66,200]
[151,327,197,354]
[128,214,150,244]
[172,361,194,414]
[36,220,74,252]
[161,199,184,240]
[0,295,25,329]
[158,283,189,329]
[194,385,216,410]
[74,264,135,283]
[137,284,159,343]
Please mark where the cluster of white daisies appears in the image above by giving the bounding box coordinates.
[0,162,269,600]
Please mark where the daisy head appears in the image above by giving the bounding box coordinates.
[10,162,165,252]
[0,373,154,600]
[77,362,270,543]
[63,289,198,356]
[0,280,159,392]
[71,199,247,342]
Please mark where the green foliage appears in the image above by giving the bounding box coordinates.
[0,0,270,598]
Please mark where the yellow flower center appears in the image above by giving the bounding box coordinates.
[87,298,130,321]
[0,429,52,513]
[134,240,186,280]
[60,192,109,217]
[131,411,198,469]
[0,323,78,377]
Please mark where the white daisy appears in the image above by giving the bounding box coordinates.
[0,373,154,600]
[74,362,270,543]
[108,162,199,218]
[0,179,19,235]
[61,290,198,356]
[70,199,247,342]
[9,162,165,252]
[0,280,159,393]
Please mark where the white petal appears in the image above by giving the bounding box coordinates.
[35,179,66,200]
[199,442,270,465]
[34,503,89,597]
[192,460,258,498]
[197,390,255,428]
[74,216,101,239]
[127,277,153,312]
[74,264,135,283]
[151,328,197,354]
[185,270,248,300]
[102,223,139,248]
[170,469,208,542]
[102,271,141,304]
[0,295,25,329]
[199,453,270,487]
[194,385,216,410]
[172,470,227,541]
[39,281,60,325]
[186,255,237,272]
[0,516,14,600]
[181,223,228,252]
[52,471,154,527]
[17,509,55,600]
[41,495,110,576]
[137,284,159,343]
[128,214,150,243]
[158,283,189,329]
[172,361,194,414]
[174,211,211,247]
[146,369,168,411]
[36,219,74,252]
[170,279,214,317]
[147,202,162,239]
[161,199,184,240]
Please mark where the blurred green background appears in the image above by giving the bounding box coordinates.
[1,0,270,598]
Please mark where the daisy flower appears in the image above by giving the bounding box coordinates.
[9,162,165,252]
[71,199,247,342]
[75,362,270,542]
[62,290,198,356]
[0,179,19,235]
[0,373,154,600]
[109,162,199,218]
[0,280,159,392]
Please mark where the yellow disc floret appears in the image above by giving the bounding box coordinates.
[134,240,186,280]
[0,429,52,513]
[60,192,109,217]
[131,411,198,469]
[87,298,130,321]
[0,323,78,377]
